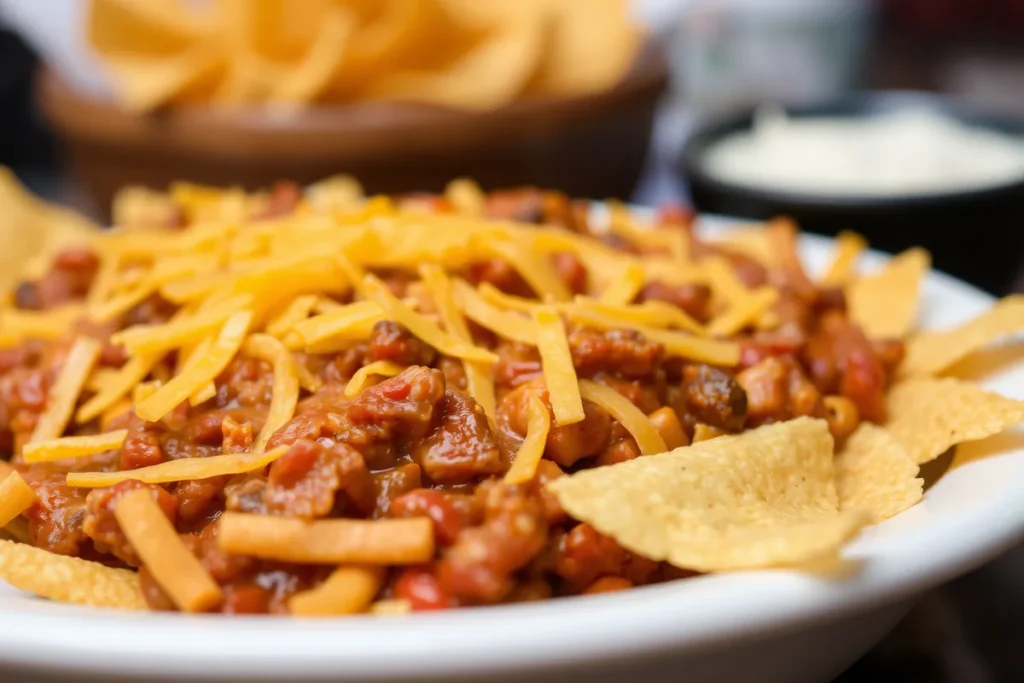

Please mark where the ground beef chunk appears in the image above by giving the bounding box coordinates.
[463,259,532,298]
[17,247,99,311]
[367,321,437,367]
[553,523,659,593]
[637,281,712,322]
[802,311,889,422]
[0,364,48,452]
[371,463,422,517]
[119,414,167,470]
[437,356,467,391]
[567,327,664,379]
[496,379,612,468]
[347,367,446,442]
[266,387,397,471]
[221,415,254,453]
[390,488,465,545]
[436,480,549,603]
[264,439,375,519]
[83,480,178,566]
[682,364,748,431]
[224,473,268,514]
[173,477,227,525]
[214,357,274,409]
[22,472,89,556]
[551,252,588,295]
[736,356,825,426]
[494,342,542,390]
[411,390,504,485]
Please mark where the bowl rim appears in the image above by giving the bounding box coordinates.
[679,90,1024,209]
[37,46,668,146]
[0,226,1022,682]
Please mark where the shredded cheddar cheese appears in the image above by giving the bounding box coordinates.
[706,286,780,338]
[504,397,551,484]
[244,334,299,451]
[0,472,37,527]
[476,283,538,313]
[217,514,435,565]
[67,445,288,487]
[112,294,253,354]
[288,566,384,616]
[568,298,704,336]
[265,294,318,338]
[292,301,383,345]
[599,264,646,305]
[30,337,102,443]
[578,380,667,455]
[702,256,749,311]
[114,489,222,612]
[135,311,253,422]
[362,275,497,363]
[451,279,538,345]
[344,361,406,398]
[419,266,496,424]
[22,430,128,464]
[821,231,867,285]
[532,307,584,426]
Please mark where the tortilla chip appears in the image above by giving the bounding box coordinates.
[0,540,146,610]
[547,418,866,572]
[847,247,930,339]
[364,10,545,110]
[885,377,1024,465]
[527,0,641,97]
[945,341,1024,383]
[950,429,1024,471]
[836,423,923,523]
[900,296,1024,377]
[0,168,100,293]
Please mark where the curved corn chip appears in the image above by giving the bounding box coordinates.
[885,377,1024,465]
[548,418,866,572]
[836,423,922,523]
[0,539,146,610]
[847,248,930,339]
[901,295,1024,377]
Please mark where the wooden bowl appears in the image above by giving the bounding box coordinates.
[38,49,667,220]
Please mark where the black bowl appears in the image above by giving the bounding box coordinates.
[679,92,1024,295]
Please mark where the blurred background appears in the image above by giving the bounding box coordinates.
[0,2,1022,680]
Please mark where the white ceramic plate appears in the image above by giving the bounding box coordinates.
[1,226,1022,683]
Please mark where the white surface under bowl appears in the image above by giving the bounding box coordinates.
[0,223,1021,683]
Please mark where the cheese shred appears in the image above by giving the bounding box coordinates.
[135,311,252,422]
[344,361,406,398]
[30,337,102,443]
[0,471,37,527]
[821,231,867,285]
[578,380,667,455]
[67,445,288,488]
[419,266,496,423]
[22,430,128,464]
[532,307,584,426]
[504,397,551,484]
[362,275,497,363]
[288,566,384,616]
[114,489,223,613]
[243,334,300,451]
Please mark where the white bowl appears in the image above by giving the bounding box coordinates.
[1,224,1021,683]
